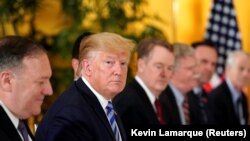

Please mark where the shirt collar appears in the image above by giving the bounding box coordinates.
[135,76,157,106]
[193,86,203,96]
[225,78,241,103]
[169,83,185,105]
[81,76,109,111]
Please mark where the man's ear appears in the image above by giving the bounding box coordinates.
[71,58,79,77]
[81,59,92,76]
[137,58,145,73]
[0,70,15,92]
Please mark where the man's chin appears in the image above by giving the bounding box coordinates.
[111,87,124,94]
[32,107,42,116]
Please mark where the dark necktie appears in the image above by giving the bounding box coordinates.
[199,91,208,124]
[106,101,121,141]
[18,120,29,141]
[183,96,190,125]
[154,98,166,125]
[236,97,245,125]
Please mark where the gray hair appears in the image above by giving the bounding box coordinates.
[172,43,195,69]
[226,50,250,68]
[0,36,46,72]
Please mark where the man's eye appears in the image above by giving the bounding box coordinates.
[168,66,174,71]
[155,65,163,69]
[105,60,114,65]
[37,81,44,85]
[106,61,111,64]
[121,62,128,66]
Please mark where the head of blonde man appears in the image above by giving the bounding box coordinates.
[78,32,135,100]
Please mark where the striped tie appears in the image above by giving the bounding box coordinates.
[106,101,121,141]
[183,96,190,125]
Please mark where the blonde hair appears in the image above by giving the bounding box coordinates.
[77,32,135,75]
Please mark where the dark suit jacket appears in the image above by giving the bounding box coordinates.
[113,79,168,130]
[207,81,248,124]
[188,88,208,124]
[0,106,35,141]
[35,78,126,141]
[159,85,182,125]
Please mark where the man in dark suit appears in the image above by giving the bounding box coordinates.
[187,41,218,124]
[160,43,196,125]
[35,32,135,141]
[0,36,53,141]
[207,50,250,125]
[113,38,174,131]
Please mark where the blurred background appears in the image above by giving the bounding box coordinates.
[1,0,250,129]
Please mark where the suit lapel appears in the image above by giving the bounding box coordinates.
[75,79,117,141]
[132,80,160,124]
[161,86,182,124]
[222,82,240,123]
[0,106,23,141]
[241,92,249,124]
[223,82,249,124]
[114,110,127,141]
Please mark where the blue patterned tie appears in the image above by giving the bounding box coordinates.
[18,120,29,141]
[106,101,121,141]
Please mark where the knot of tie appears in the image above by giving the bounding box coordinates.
[18,120,29,141]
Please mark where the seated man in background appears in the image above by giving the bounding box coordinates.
[207,50,250,125]
[113,38,174,131]
[187,41,218,124]
[160,43,196,125]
